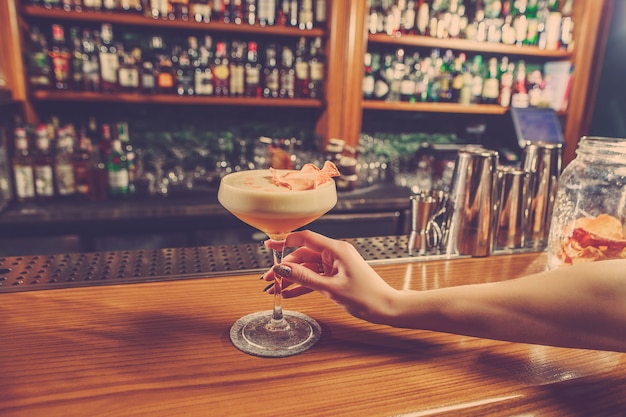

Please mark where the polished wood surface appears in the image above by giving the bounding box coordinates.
[1,252,625,417]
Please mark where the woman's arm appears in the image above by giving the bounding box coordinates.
[265,231,626,352]
[390,260,626,351]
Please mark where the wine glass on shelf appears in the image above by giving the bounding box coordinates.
[218,168,337,357]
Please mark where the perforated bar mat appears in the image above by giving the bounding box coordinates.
[0,236,430,293]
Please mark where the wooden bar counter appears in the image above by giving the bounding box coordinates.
[1,248,625,416]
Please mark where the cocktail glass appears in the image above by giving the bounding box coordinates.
[218,169,337,357]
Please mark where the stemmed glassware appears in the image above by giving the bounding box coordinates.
[218,169,337,357]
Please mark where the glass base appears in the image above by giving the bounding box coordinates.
[230,310,322,358]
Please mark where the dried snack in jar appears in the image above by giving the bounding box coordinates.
[557,214,626,265]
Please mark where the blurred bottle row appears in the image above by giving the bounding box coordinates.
[364,47,571,110]
[368,0,574,51]
[26,22,325,98]
[25,0,328,29]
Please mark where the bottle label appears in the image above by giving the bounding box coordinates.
[245,67,259,85]
[482,78,500,99]
[295,61,308,80]
[108,169,129,192]
[35,165,55,197]
[214,64,230,80]
[55,163,76,195]
[230,65,245,95]
[119,67,140,88]
[99,52,119,83]
[13,165,35,199]
[195,71,214,95]
[158,72,174,88]
[309,61,323,81]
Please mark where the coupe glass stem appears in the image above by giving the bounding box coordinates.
[268,241,289,331]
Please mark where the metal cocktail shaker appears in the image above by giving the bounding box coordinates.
[441,148,498,257]
[520,142,562,249]
[494,166,531,250]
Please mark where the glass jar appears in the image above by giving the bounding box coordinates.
[547,136,626,268]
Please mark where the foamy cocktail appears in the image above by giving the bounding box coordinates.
[218,167,338,240]
[217,162,339,358]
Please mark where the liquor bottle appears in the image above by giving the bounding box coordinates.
[257,0,276,26]
[81,29,101,92]
[288,0,299,27]
[244,41,261,97]
[314,0,327,27]
[277,0,290,26]
[69,27,84,91]
[176,48,195,95]
[307,37,324,99]
[415,0,430,35]
[469,54,484,104]
[120,0,143,12]
[481,57,500,104]
[544,0,562,50]
[510,60,529,108]
[195,43,215,96]
[209,0,223,20]
[107,138,129,197]
[117,48,141,93]
[524,0,539,46]
[170,0,190,20]
[262,44,279,98]
[399,0,416,34]
[49,24,72,90]
[399,53,417,102]
[84,0,103,10]
[97,122,113,162]
[213,41,230,96]
[559,0,574,50]
[498,61,514,107]
[32,124,56,200]
[450,53,466,103]
[85,119,109,201]
[294,37,309,98]
[117,122,136,195]
[102,0,117,11]
[99,24,119,93]
[299,0,314,30]
[279,46,295,98]
[223,0,233,23]
[231,0,244,24]
[244,0,257,25]
[436,49,453,102]
[387,48,405,102]
[141,61,157,94]
[73,126,94,199]
[54,126,76,198]
[26,26,52,90]
[156,56,176,94]
[362,52,375,100]
[229,40,245,97]
[11,128,36,202]
[149,0,169,18]
[373,53,390,101]
[191,0,211,22]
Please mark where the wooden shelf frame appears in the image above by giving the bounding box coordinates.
[31,90,324,107]
[21,5,326,38]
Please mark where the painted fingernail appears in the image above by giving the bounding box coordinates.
[259,273,266,280]
[273,265,292,277]
[263,282,274,292]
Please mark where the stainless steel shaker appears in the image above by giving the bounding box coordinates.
[441,148,498,257]
[494,166,531,250]
[520,142,562,248]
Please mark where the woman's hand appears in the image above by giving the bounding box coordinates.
[263,230,400,324]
